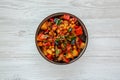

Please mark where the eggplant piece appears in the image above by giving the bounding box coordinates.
[71,37,76,45]
[79,35,86,42]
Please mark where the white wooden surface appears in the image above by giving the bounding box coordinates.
[0,0,120,80]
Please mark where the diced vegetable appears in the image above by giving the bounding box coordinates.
[50,18,54,22]
[66,52,73,59]
[56,38,60,42]
[73,45,77,49]
[58,54,70,63]
[63,20,69,27]
[62,56,70,63]
[46,49,52,55]
[63,14,70,20]
[55,41,59,46]
[55,48,61,57]
[43,42,51,46]
[46,54,53,60]
[66,36,71,41]
[71,37,76,45]
[67,44,71,52]
[56,29,60,33]
[41,21,51,30]
[72,49,79,57]
[37,42,43,46]
[74,26,79,29]
[52,42,55,46]
[70,17,77,23]
[68,27,72,32]
[37,33,46,41]
[75,37,81,48]
[55,46,61,56]
[52,24,57,31]
[55,38,60,46]
[80,42,86,49]
[75,26,83,36]
[44,29,49,34]
[54,18,61,25]
[48,31,52,36]
[63,42,67,47]
[71,39,76,45]
[58,54,63,61]
[42,47,47,55]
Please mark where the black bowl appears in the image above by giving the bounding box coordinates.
[35,12,88,65]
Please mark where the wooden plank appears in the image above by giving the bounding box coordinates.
[0,0,120,19]
[0,56,120,80]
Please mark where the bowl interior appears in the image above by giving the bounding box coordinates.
[35,12,88,65]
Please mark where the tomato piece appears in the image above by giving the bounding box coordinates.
[74,26,79,29]
[75,26,83,36]
[37,33,46,41]
[76,37,82,44]
[52,24,57,31]
[67,44,71,52]
[63,14,70,20]
[50,18,54,22]
[51,42,55,46]
[46,54,53,60]
[43,42,51,46]
[45,29,49,34]
[79,38,82,45]
[71,17,77,23]
[63,57,70,63]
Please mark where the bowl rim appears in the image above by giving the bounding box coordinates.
[35,12,88,65]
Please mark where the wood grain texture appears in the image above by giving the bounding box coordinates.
[0,0,120,80]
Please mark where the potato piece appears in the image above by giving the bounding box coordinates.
[62,56,70,63]
[49,30,54,36]
[72,49,79,57]
[59,24,64,27]
[43,50,47,55]
[49,46,52,49]
[63,20,68,27]
[59,27,63,30]
[41,21,51,30]
[51,47,55,52]
[54,33,56,36]
[80,42,86,49]
[63,30,67,34]
[46,49,52,55]
[58,54,63,61]
[49,46,55,52]
[42,47,47,55]
[48,38,53,42]
[37,42,43,46]
[61,43,64,49]
[56,29,60,33]
[66,53,73,59]
[71,24,75,28]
